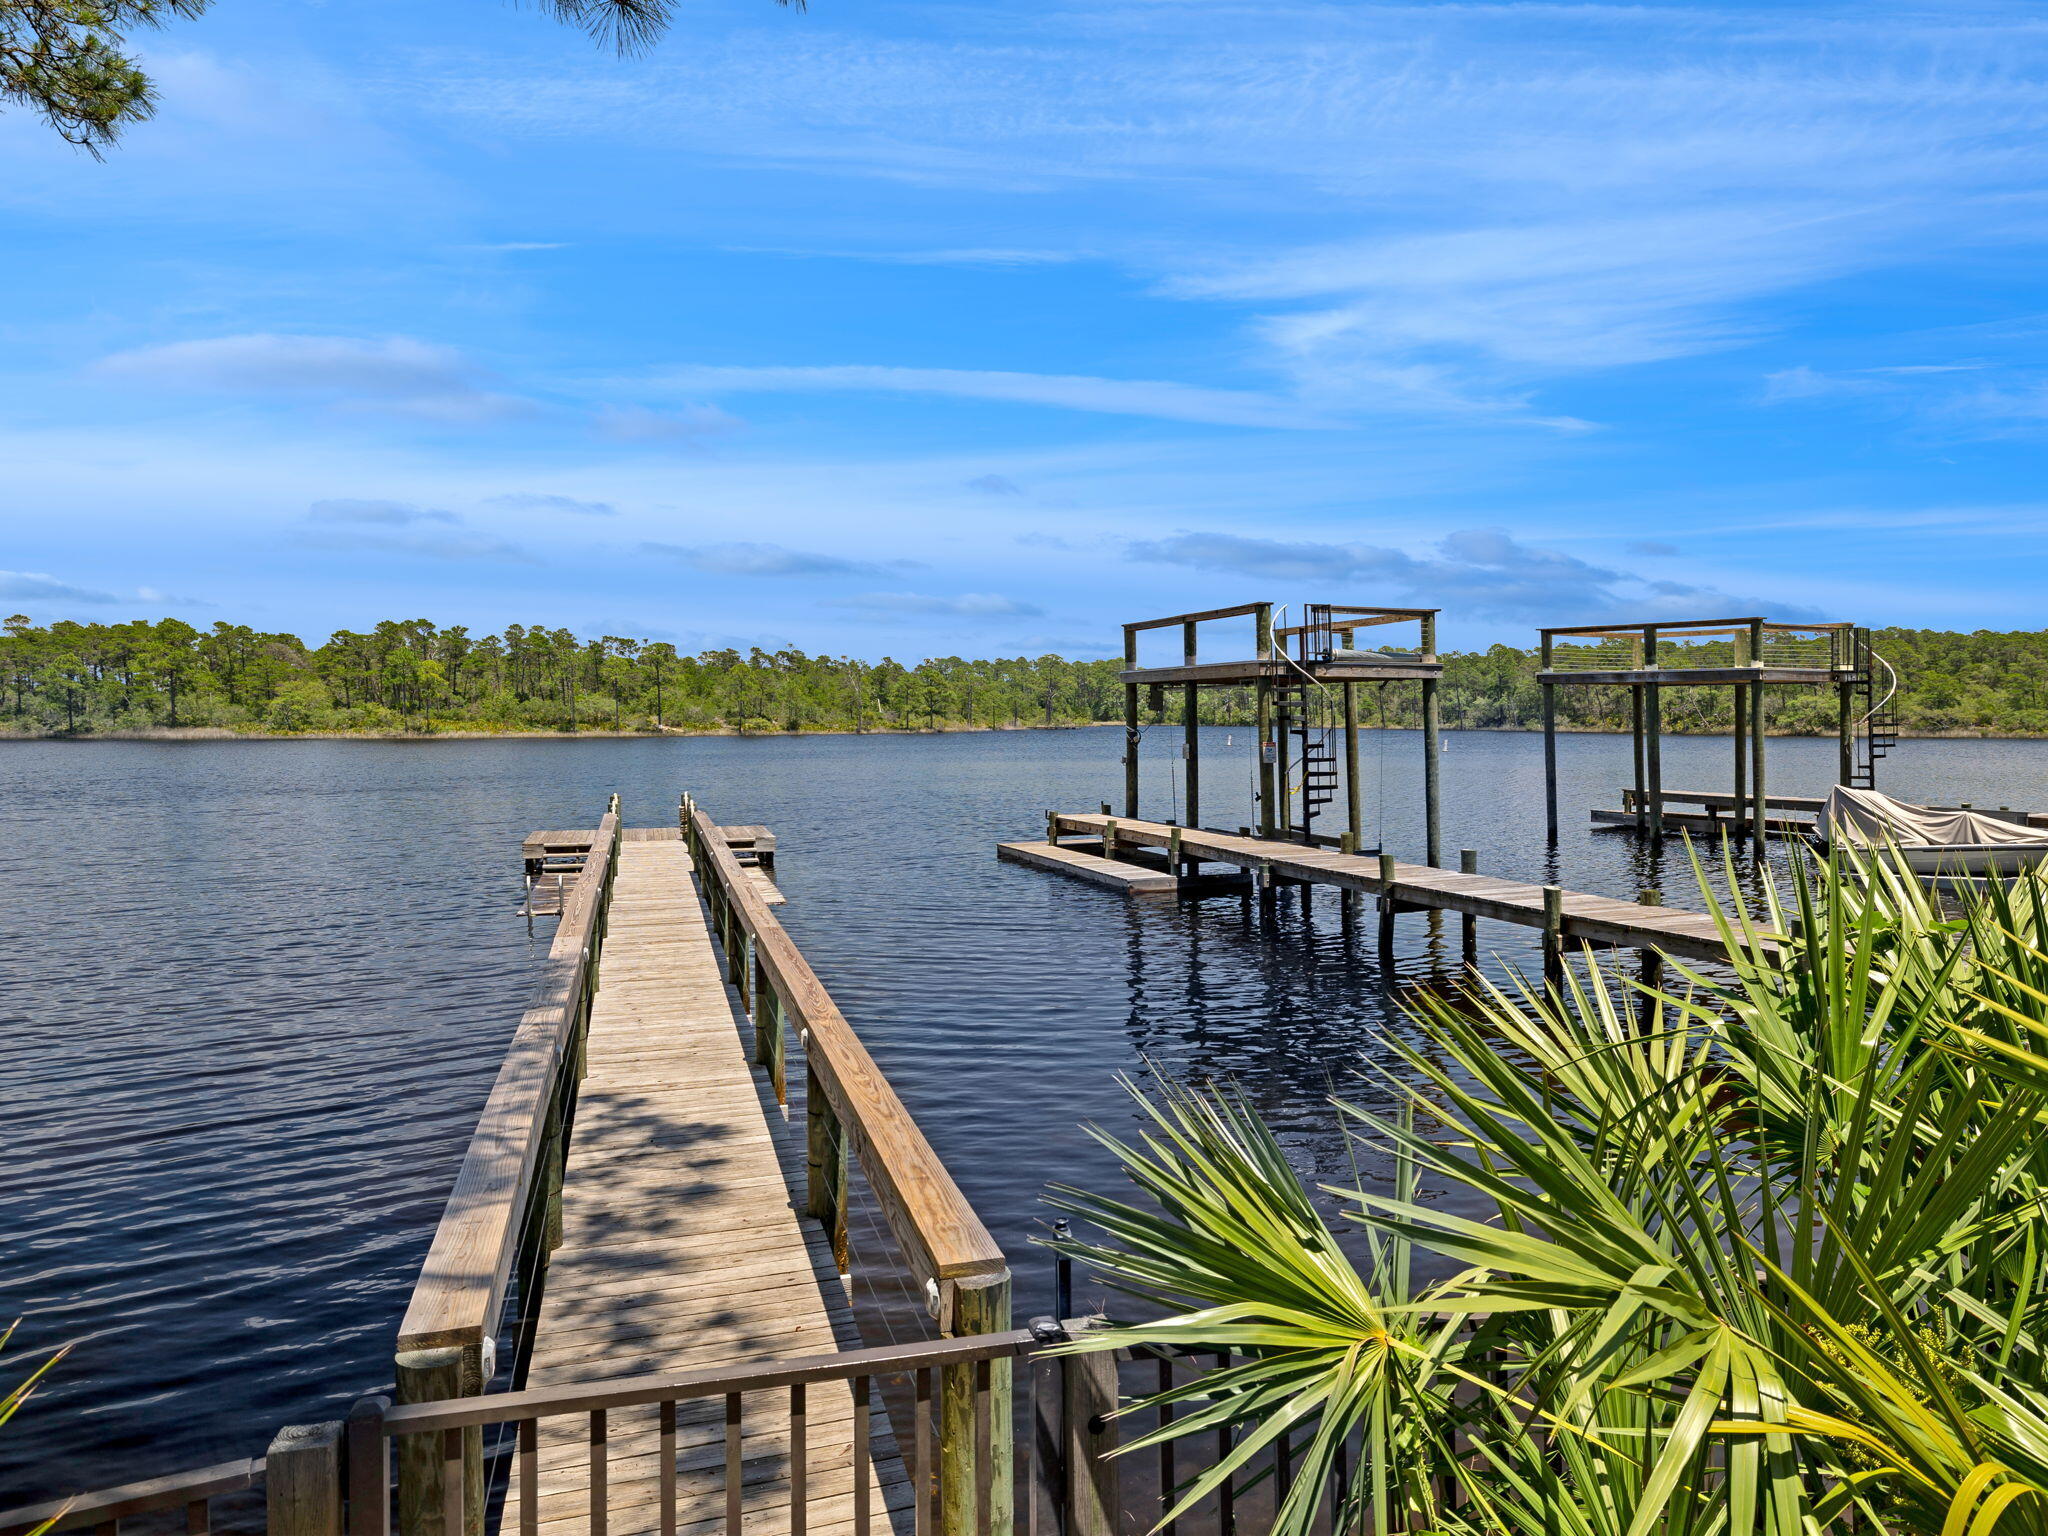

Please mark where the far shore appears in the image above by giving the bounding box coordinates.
[3,723,2038,743]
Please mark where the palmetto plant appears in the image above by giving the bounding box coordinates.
[1048,846,2048,1535]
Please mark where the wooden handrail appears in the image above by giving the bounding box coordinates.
[683,802,1006,1299]
[381,1330,1039,1434]
[397,809,621,1355]
[0,1459,262,1536]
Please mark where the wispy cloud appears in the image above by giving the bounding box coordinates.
[641,541,906,577]
[732,245,1078,267]
[822,591,1043,617]
[595,404,743,443]
[96,334,529,422]
[1126,529,1823,625]
[418,7,2048,425]
[0,571,122,605]
[637,365,1335,430]
[307,498,459,525]
[486,492,617,517]
[966,474,1023,496]
[291,529,539,563]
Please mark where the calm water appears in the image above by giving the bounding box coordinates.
[5,728,2046,1502]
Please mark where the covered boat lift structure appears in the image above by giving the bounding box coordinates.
[1537,616,1896,850]
[1120,600,1445,865]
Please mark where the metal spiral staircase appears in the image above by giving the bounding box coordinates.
[1848,628,1900,789]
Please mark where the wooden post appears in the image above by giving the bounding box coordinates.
[394,1349,480,1536]
[269,1422,344,1536]
[347,1398,392,1536]
[939,1274,1014,1536]
[756,967,787,1105]
[1751,677,1768,854]
[1838,678,1855,786]
[1377,853,1398,962]
[1420,613,1441,866]
[1459,849,1478,964]
[1123,624,1140,819]
[1274,692,1293,839]
[1060,1321,1119,1536]
[1255,606,1276,837]
[1732,679,1750,841]
[1637,889,1663,1030]
[1542,885,1564,988]
[1644,639,1664,842]
[1102,818,1117,860]
[1342,679,1363,853]
[1182,621,1201,837]
[805,1065,849,1272]
[1539,631,1558,842]
[1167,826,1183,878]
[1630,686,1647,833]
[1044,810,1058,847]
[541,1092,567,1251]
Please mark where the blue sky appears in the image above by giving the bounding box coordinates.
[3,0,2046,658]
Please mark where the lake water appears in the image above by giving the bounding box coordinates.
[5,727,2046,1504]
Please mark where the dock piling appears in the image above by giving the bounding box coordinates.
[1420,613,1442,865]
[1636,888,1664,1029]
[1459,850,1478,963]
[1541,885,1564,988]
[393,1349,479,1536]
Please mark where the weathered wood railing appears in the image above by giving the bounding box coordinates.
[2,1317,1450,1536]
[681,793,1015,1536]
[3,1329,1076,1536]
[390,798,623,1535]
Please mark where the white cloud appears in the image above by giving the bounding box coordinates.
[642,541,900,577]
[823,591,1044,617]
[100,334,473,395]
[1124,529,1824,625]
[95,334,529,423]
[0,571,121,605]
[308,499,460,525]
[291,529,539,564]
[595,404,743,443]
[638,365,1336,430]
[413,7,2048,421]
[485,492,617,517]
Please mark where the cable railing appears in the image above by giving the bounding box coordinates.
[1541,623,1855,673]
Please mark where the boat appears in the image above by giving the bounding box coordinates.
[1817,786,2048,878]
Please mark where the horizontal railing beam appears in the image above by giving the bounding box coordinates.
[0,1460,262,1536]
[1122,602,1270,633]
[383,1330,1038,1434]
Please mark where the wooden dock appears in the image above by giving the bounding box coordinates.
[1037,813,1766,965]
[391,798,1011,1536]
[503,828,905,1536]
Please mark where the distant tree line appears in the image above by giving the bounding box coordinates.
[1,615,2040,738]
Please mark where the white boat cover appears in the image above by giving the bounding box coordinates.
[1821,786,2048,850]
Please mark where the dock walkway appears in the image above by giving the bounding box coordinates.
[1040,813,1761,965]
[503,828,906,1536]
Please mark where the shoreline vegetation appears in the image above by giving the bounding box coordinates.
[5,613,2046,740]
[4,722,2036,743]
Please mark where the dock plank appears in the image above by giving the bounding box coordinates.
[502,837,902,1536]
